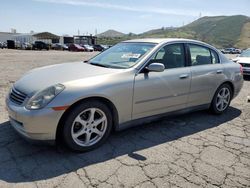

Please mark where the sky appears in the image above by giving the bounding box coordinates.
[0,0,250,36]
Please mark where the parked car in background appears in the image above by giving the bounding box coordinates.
[5,38,243,152]
[234,48,241,54]
[82,44,94,52]
[7,40,15,49]
[68,44,85,52]
[32,41,49,50]
[15,41,22,49]
[93,44,109,51]
[51,43,69,51]
[221,49,228,54]
[0,42,3,49]
[221,48,241,54]
[93,44,104,51]
[232,48,250,76]
[222,48,233,54]
[2,42,7,48]
[102,45,109,49]
[21,42,32,50]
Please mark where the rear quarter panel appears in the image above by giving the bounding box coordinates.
[222,61,243,98]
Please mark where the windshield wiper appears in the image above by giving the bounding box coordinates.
[89,62,110,68]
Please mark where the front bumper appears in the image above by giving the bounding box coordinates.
[6,97,64,141]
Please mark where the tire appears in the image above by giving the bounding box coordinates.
[210,83,232,114]
[62,100,113,152]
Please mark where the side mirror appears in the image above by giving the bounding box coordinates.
[146,63,165,72]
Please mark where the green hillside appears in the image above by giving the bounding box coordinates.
[97,15,250,48]
[182,15,250,47]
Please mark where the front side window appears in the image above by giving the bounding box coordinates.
[89,42,156,69]
[150,43,185,69]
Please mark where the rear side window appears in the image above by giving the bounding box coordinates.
[189,44,219,66]
[211,50,219,64]
[189,44,211,66]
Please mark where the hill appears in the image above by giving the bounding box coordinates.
[97,15,250,48]
[182,15,250,48]
[96,29,125,38]
[141,27,177,36]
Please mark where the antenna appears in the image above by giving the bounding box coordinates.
[199,12,202,18]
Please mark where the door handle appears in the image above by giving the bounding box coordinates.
[216,70,223,74]
[179,74,189,79]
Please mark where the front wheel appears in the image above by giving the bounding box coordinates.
[210,84,232,114]
[62,100,112,152]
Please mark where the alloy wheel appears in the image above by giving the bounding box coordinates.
[71,108,107,147]
[215,87,230,112]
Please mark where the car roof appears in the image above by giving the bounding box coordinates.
[123,38,206,44]
[123,38,219,52]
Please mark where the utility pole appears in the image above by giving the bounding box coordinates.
[199,12,202,19]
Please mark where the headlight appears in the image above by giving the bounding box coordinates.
[26,84,65,110]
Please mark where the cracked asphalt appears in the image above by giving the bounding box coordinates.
[0,49,249,187]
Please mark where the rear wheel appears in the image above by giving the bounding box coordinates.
[62,100,112,152]
[210,84,232,114]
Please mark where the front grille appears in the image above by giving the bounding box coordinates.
[240,63,250,68]
[9,87,27,105]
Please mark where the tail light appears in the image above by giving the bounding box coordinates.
[239,64,243,74]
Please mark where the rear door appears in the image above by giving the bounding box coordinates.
[133,43,191,119]
[187,44,225,107]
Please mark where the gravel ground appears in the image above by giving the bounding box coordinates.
[0,49,249,188]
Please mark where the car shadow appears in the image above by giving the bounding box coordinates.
[0,106,241,183]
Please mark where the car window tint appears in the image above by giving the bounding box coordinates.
[189,44,212,66]
[151,44,185,69]
[90,42,156,68]
[155,48,165,59]
[211,50,219,64]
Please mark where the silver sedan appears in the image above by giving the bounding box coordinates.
[6,38,243,151]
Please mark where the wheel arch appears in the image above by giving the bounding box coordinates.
[219,81,235,97]
[210,80,235,106]
[209,80,235,114]
[56,96,119,142]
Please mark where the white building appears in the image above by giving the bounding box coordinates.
[0,32,16,42]
[13,33,35,43]
[0,31,60,44]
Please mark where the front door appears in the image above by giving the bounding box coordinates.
[133,43,191,119]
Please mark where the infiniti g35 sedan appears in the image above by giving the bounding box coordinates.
[6,38,243,151]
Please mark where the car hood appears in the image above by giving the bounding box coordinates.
[14,62,121,95]
[234,57,250,63]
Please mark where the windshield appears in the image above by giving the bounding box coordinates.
[89,42,156,69]
[240,49,250,57]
